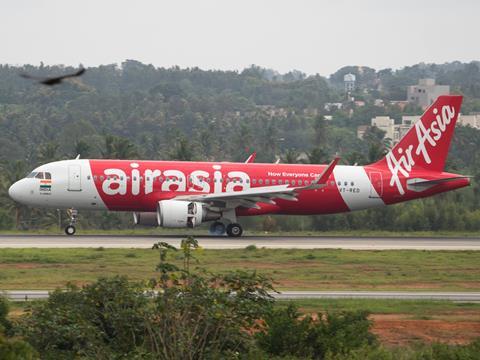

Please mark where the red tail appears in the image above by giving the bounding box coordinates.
[372,95,463,195]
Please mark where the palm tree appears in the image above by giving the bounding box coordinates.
[0,160,28,229]
[282,148,300,164]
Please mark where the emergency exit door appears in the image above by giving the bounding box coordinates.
[369,172,383,198]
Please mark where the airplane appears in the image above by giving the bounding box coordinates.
[8,95,470,237]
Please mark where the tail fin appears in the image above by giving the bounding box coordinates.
[374,95,463,173]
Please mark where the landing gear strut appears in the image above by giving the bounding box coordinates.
[65,208,78,236]
[226,223,243,237]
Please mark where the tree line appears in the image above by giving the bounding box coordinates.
[1,61,480,231]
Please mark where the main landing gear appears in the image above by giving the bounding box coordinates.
[209,221,243,237]
[226,223,243,237]
[65,208,78,236]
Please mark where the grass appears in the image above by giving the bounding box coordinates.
[1,247,480,291]
[281,298,480,317]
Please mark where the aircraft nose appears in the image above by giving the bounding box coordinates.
[8,182,21,202]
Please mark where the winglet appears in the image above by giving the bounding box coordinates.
[307,156,340,188]
[245,152,256,164]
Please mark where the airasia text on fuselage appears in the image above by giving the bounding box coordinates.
[100,163,251,196]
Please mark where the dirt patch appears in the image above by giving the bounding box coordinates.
[0,263,41,269]
[371,314,480,346]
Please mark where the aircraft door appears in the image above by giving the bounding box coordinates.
[369,172,383,198]
[68,165,82,191]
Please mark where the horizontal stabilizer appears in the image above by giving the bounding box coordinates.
[407,176,470,192]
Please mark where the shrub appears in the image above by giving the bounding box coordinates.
[256,304,377,359]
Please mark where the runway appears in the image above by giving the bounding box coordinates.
[3,290,480,302]
[0,234,479,250]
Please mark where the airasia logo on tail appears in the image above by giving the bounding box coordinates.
[386,105,456,195]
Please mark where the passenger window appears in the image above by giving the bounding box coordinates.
[100,176,104,181]
[279,179,283,184]
[298,180,303,185]
[292,180,296,185]
[272,179,276,185]
[45,172,51,179]
[286,180,290,184]
[351,182,354,186]
[259,179,263,185]
[87,175,91,180]
[344,181,348,186]
[338,181,341,186]
[252,179,256,185]
[35,172,44,179]
[265,179,270,185]
[94,175,98,181]
[246,179,250,184]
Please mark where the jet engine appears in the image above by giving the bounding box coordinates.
[133,212,159,227]
[157,200,220,228]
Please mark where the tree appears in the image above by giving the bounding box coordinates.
[169,136,194,161]
[308,147,329,164]
[102,135,138,159]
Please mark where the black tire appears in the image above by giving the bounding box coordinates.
[65,225,76,236]
[209,221,226,236]
[226,223,243,237]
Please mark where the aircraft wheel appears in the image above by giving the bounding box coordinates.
[209,221,226,236]
[65,225,76,236]
[226,223,243,237]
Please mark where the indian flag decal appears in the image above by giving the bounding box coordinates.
[40,179,52,192]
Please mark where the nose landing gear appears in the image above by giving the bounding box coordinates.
[65,208,78,236]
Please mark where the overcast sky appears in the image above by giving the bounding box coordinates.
[1,0,479,76]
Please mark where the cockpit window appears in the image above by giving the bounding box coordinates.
[35,172,44,179]
[45,172,51,179]
[26,172,37,178]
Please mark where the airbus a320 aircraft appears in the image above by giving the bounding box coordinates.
[8,95,470,237]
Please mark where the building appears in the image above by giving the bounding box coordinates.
[357,125,369,139]
[324,102,343,112]
[358,112,480,142]
[344,73,356,93]
[458,114,480,129]
[371,116,395,140]
[407,78,450,109]
[358,115,421,143]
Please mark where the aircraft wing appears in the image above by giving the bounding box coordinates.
[174,157,339,210]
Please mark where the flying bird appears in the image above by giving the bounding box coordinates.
[20,67,86,86]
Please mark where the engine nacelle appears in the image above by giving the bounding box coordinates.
[133,212,159,227]
[157,200,219,228]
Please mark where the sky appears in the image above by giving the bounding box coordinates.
[1,0,479,76]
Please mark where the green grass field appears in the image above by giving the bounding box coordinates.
[1,247,479,291]
[282,299,480,318]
